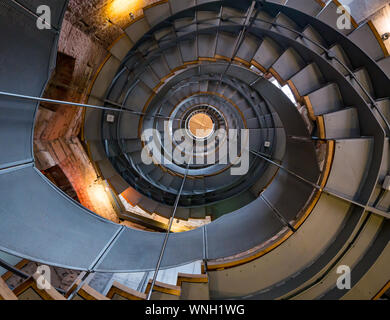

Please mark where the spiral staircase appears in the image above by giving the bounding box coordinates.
[0,0,390,300]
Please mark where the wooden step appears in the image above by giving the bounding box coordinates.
[0,277,17,300]
[13,274,66,300]
[177,273,210,300]
[145,279,181,300]
[107,281,147,300]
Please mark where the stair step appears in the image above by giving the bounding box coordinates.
[109,174,129,194]
[121,187,144,206]
[124,81,153,112]
[14,275,66,300]
[296,25,326,55]
[317,1,356,36]
[144,1,172,28]
[155,204,174,218]
[149,56,171,81]
[373,98,390,135]
[125,17,150,43]
[198,33,218,59]
[350,68,375,103]
[109,35,134,62]
[0,277,17,300]
[215,31,237,59]
[177,273,209,300]
[271,12,301,39]
[271,47,305,83]
[322,108,360,139]
[286,0,324,16]
[138,197,159,214]
[163,46,184,71]
[289,62,325,97]
[377,56,390,78]
[220,6,245,27]
[326,138,374,200]
[169,0,195,15]
[348,21,388,62]
[252,37,283,71]
[305,83,343,118]
[323,43,353,76]
[235,34,260,63]
[190,206,206,219]
[175,207,190,220]
[179,37,198,62]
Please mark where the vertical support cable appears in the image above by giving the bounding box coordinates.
[147,162,191,300]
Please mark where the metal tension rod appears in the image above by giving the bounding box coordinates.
[250,150,390,219]
[105,99,181,121]
[0,91,178,121]
[261,194,296,232]
[217,1,258,89]
[147,162,191,300]
[0,258,29,279]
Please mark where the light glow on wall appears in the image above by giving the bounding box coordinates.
[109,0,144,18]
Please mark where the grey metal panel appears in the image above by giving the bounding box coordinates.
[125,18,150,43]
[206,197,285,260]
[289,63,324,96]
[285,0,322,16]
[377,56,390,78]
[317,1,353,36]
[254,79,310,137]
[198,34,217,58]
[96,227,204,272]
[252,37,283,70]
[144,2,171,27]
[271,13,300,40]
[0,1,60,167]
[215,32,237,58]
[119,113,140,139]
[297,25,326,55]
[323,108,360,139]
[348,22,386,62]
[306,83,343,116]
[0,165,121,270]
[271,47,305,82]
[124,81,152,112]
[262,170,314,221]
[326,138,374,200]
[169,0,195,15]
[0,98,34,169]
[109,174,129,194]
